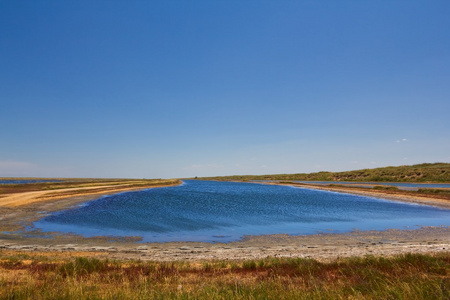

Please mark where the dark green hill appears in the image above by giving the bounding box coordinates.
[199,163,450,182]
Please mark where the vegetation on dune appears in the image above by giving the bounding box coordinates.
[0,251,448,299]
[199,163,450,183]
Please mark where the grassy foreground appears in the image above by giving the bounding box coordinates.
[199,162,450,183]
[0,251,448,299]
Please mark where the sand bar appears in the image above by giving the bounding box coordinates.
[0,180,181,207]
[262,181,450,209]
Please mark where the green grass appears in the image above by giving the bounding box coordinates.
[0,252,449,299]
[198,162,450,183]
[372,185,399,191]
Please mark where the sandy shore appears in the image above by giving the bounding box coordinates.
[0,180,449,262]
[1,227,448,263]
[0,180,181,207]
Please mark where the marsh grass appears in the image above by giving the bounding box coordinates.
[0,251,448,299]
[373,185,399,191]
[419,188,450,197]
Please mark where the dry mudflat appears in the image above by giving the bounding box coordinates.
[0,180,449,262]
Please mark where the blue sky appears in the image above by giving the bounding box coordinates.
[1,1,449,178]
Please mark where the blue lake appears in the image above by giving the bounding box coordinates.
[33,180,450,243]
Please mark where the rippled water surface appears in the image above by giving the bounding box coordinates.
[34,180,450,242]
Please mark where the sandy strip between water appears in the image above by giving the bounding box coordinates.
[0,182,181,208]
[259,181,450,209]
[0,181,449,262]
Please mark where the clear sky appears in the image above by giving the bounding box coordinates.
[1,1,449,179]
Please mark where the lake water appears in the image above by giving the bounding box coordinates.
[33,180,450,243]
